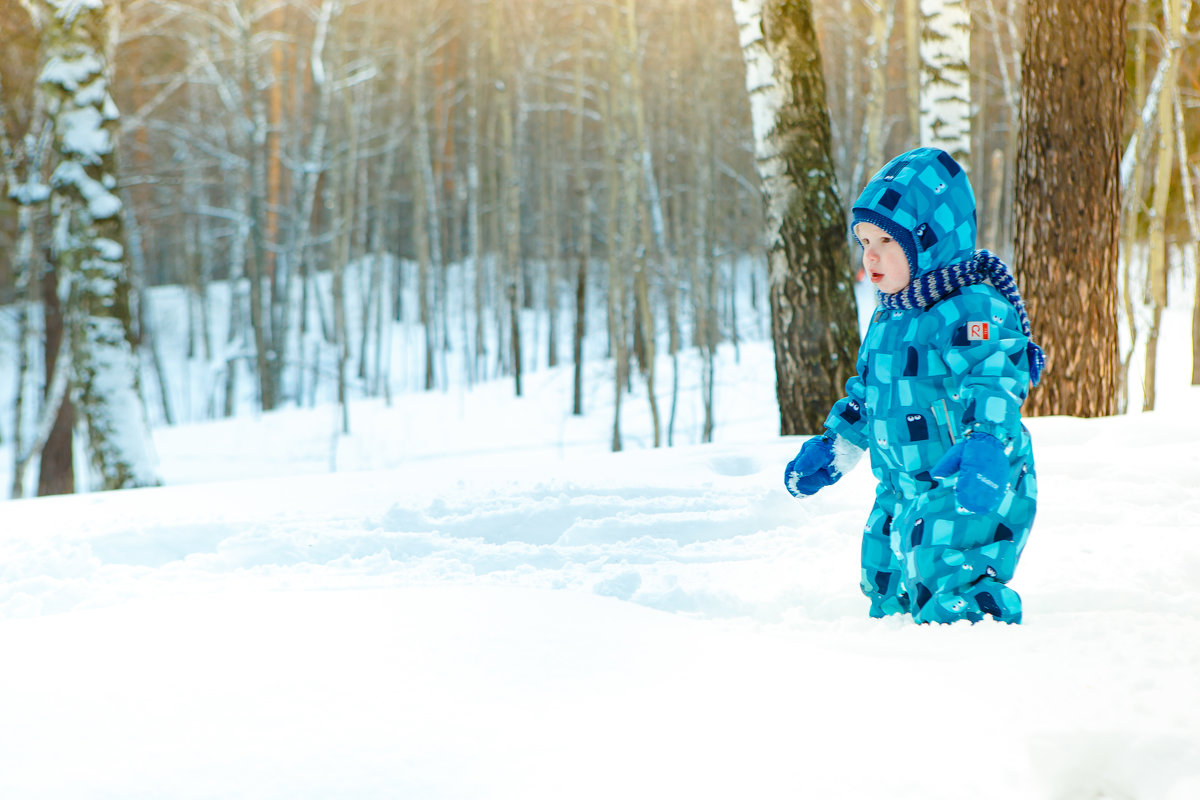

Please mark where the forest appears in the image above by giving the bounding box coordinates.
[0,0,1198,496]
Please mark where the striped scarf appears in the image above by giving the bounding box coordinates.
[878,249,1046,385]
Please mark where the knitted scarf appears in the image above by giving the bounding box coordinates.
[878,249,1046,385]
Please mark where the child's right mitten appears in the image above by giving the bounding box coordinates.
[784,434,862,498]
[932,432,1008,514]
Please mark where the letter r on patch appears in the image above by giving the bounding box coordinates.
[967,322,990,341]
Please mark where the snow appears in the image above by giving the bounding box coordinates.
[47,0,104,27]
[1,266,1198,797]
[50,160,122,219]
[58,105,113,164]
[38,51,103,94]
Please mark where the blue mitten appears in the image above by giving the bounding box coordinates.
[932,433,1009,514]
[785,435,850,498]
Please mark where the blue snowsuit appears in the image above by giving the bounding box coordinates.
[826,148,1038,624]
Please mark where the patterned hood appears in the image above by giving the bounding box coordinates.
[850,148,977,281]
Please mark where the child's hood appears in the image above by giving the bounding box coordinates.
[850,148,977,280]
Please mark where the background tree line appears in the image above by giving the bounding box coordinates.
[0,0,1197,496]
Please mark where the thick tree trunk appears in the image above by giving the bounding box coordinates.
[732,0,862,436]
[1014,0,1125,418]
[38,0,159,490]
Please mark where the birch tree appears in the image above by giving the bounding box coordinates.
[30,0,158,490]
[731,0,861,435]
[919,0,971,159]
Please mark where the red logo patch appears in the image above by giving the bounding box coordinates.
[967,322,990,341]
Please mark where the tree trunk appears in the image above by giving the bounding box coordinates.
[489,1,522,397]
[603,37,629,451]
[624,0,661,447]
[860,0,896,189]
[1142,0,1183,411]
[38,0,159,490]
[905,0,922,141]
[1186,155,1200,385]
[1118,0,1150,412]
[693,95,717,443]
[38,268,74,497]
[1193,236,1200,385]
[239,7,278,412]
[1014,0,1125,418]
[3,67,53,497]
[413,27,438,393]
[919,0,972,160]
[538,75,560,371]
[731,0,862,436]
[571,0,592,416]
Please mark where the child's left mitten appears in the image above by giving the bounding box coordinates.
[784,434,863,498]
[932,432,1008,514]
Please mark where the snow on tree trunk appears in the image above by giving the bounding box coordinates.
[919,0,971,160]
[38,0,159,490]
[731,0,861,436]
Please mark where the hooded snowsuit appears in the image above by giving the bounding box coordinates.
[827,148,1038,624]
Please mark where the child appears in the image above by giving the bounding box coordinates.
[784,147,1044,624]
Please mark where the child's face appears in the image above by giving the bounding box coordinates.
[855,221,911,294]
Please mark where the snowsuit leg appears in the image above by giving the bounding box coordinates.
[860,484,910,617]
[894,456,1036,624]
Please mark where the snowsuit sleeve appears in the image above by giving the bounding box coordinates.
[933,288,1032,445]
[824,373,871,451]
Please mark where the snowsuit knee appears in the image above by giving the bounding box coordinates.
[826,148,1040,624]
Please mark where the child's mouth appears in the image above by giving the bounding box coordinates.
[869,271,883,283]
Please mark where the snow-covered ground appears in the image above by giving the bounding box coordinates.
[1,271,1198,798]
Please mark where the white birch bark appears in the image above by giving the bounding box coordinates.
[731,0,862,434]
[730,0,789,287]
[919,0,971,160]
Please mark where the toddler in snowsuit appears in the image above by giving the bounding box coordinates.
[784,147,1043,624]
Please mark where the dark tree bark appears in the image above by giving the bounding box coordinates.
[1013,0,1125,417]
[38,267,74,497]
